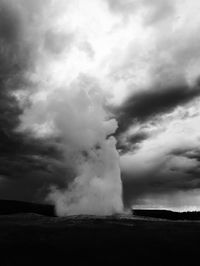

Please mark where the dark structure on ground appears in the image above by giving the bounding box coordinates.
[0,199,55,216]
[132,209,200,220]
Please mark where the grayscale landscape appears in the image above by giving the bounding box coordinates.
[0,200,200,265]
[1,1,200,265]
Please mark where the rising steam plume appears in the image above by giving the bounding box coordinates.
[23,77,124,215]
[8,0,124,215]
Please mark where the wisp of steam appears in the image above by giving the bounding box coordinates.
[10,0,124,216]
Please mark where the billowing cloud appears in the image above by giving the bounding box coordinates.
[120,100,200,208]
[1,0,200,212]
[0,0,72,202]
[2,0,124,215]
[104,0,200,209]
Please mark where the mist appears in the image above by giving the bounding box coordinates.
[8,0,125,216]
[21,77,123,215]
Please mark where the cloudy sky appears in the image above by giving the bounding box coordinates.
[1,0,200,212]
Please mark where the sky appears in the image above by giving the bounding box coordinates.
[1,0,200,212]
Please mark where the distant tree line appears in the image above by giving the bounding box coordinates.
[132,209,200,220]
[0,199,55,216]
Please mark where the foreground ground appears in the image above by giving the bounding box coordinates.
[0,213,200,265]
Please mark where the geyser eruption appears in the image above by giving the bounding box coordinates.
[12,0,124,215]
[48,87,123,215]
[22,76,123,215]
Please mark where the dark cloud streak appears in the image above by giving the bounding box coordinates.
[115,81,200,134]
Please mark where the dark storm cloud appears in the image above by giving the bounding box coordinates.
[172,148,200,161]
[117,132,148,154]
[0,2,31,76]
[0,0,70,202]
[115,81,200,134]
[121,136,200,208]
[122,159,200,207]
[0,1,28,160]
[170,149,200,176]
